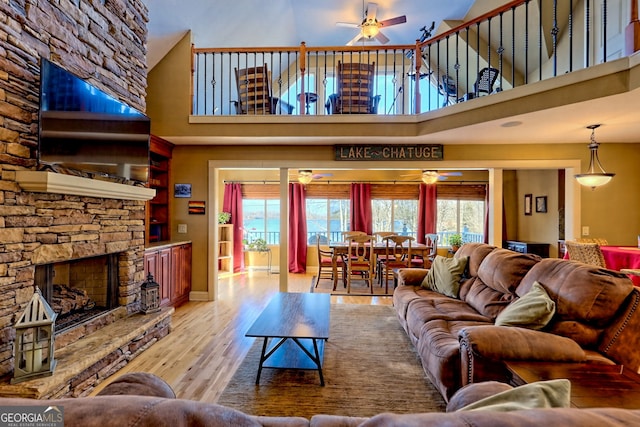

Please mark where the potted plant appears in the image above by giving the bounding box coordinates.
[246,238,268,252]
[217,212,231,224]
[449,234,463,252]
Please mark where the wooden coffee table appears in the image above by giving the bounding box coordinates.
[245,292,330,386]
[505,361,640,409]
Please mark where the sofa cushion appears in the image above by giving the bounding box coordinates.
[421,255,469,298]
[405,297,491,340]
[97,372,176,398]
[517,259,634,347]
[464,249,541,319]
[495,281,556,330]
[446,381,514,412]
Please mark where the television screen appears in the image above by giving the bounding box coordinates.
[38,58,150,183]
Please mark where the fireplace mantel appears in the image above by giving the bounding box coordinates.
[15,171,156,201]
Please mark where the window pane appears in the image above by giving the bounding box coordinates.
[461,200,485,243]
[243,200,265,243]
[265,200,280,244]
[394,200,418,238]
[329,199,350,240]
[306,199,328,244]
[372,200,392,232]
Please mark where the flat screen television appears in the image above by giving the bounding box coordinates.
[38,58,150,183]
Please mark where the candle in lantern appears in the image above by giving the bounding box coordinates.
[25,348,43,372]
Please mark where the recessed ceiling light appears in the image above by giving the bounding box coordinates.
[501,121,523,128]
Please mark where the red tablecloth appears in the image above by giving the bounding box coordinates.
[563,246,640,286]
[601,246,640,286]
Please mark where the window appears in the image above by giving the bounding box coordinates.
[242,199,281,245]
[372,199,418,238]
[437,199,485,245]
[306,199,350,244]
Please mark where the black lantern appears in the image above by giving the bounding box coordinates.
[141,273,160,314]
[12,288,57,383]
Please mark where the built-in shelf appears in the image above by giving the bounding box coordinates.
[15,171,156,201]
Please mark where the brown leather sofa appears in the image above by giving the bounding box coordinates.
[2,372,640,426]
[394,242,640,401]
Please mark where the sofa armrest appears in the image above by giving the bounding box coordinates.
[395,268,428,286]
[458,326,586,386]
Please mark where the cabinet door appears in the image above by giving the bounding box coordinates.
[159,248,172,306]
[144,250,159,281]
[180,243,192,299]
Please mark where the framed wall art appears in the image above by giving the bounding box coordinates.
[536,196,547,213]
[524,194,532,216]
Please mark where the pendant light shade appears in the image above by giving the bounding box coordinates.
[574,124,615,190]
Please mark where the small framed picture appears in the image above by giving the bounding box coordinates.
[174,183,192,198]
[536,196,547,213]
[188,200,205,215]
[524,194,532,216]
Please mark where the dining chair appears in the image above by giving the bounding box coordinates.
[314,235,343,288]
[412,233,439,269]
[379,235,414,293]
[576,237,609,246]
[565,240,606,268]
[373,231,396,283]
[345,234,376,294]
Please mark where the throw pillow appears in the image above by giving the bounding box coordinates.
[495,281,556,330]
[420,255,468,298]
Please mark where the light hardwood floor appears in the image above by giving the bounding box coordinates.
[91,271,393,401]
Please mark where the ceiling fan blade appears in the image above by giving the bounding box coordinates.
[366,3,378,21]
[346,32,364,46]
[379,15,407,27]
[440,172,463,176]
[374,31,390,44]
[336,22,360,28]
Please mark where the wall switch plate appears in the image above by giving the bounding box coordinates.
[178,224,187,233]
[582,226,589,236]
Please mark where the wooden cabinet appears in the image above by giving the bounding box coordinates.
[144,242,192,308]
[147,135,174,244]
[218,224,233,276]
[504,240,550,258]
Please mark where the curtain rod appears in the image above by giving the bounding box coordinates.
[223,180,488,184]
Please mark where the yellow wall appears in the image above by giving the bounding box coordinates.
[169,143,640,293]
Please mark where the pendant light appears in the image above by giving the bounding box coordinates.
[574,124,615,190]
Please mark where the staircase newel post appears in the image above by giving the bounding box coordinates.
[626,0,640,55]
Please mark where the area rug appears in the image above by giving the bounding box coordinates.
[216,304,446,418]
[311,275,396,296]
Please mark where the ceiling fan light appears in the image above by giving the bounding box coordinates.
[421,170,439,185]
[361,21,379,38]
[298,170,313,185]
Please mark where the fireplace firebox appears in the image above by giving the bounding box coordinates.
[35,254,120,332]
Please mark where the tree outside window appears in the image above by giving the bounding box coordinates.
[306,199,350,244]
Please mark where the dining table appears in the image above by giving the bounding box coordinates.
[328,240,431,291]
[564,245,640,286]
[600,246,640,286]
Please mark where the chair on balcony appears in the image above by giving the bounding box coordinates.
[438,75,457,107]
[325,61,381,114]
[459,67,499,101]
[234,64,293,115]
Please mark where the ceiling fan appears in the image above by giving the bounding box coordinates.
[402,170,463,184]
[337,2,407,46]
[292,170,333,185]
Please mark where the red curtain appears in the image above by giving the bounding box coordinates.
[350,183,372,234]
[417,183,437,244]
[288,183,307,273]
[222,183,245,272]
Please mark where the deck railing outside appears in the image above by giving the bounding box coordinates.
[192,0,625,117]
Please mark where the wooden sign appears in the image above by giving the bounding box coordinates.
[335,144,443,161]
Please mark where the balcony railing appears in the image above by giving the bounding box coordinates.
[192,0,631,117]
